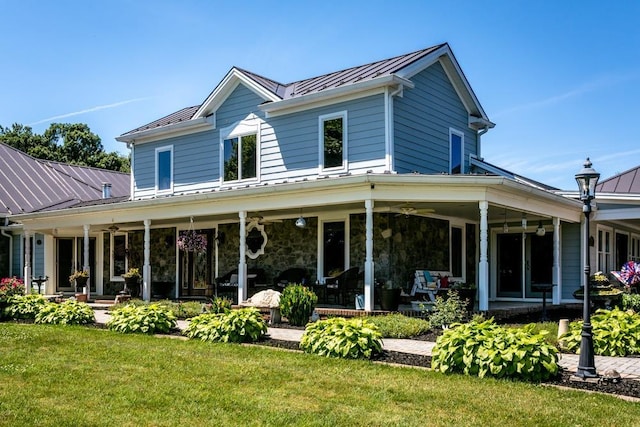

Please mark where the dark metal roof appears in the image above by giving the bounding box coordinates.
[121,105,199,136]
[0,143,130,215]
[122,44,446,137]
[597,165,640,194]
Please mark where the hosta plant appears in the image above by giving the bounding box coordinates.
[184,307,267,343]
[279,284,317,326]
[561,308,640,356]
[35,300,95,325]
[107,303,177,334]
[300,317,383,359]
[4,294,48,319]
[622,293,640,313]
[431,318,559,381]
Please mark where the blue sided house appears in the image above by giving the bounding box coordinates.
[4,43,639,311]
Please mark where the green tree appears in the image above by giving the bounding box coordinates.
[0,122,130,172]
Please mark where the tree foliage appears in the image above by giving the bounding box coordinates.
[0,122,130,172]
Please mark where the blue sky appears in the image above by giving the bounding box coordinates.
[2,0,639,190]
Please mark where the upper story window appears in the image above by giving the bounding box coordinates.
[155,146,173,194]
[319,111,347,172]
[223,134,257,181]
[449,129,464,174]
[220,115,260,184]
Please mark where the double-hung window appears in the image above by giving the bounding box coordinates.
[223,134,257,182]
[319,111,347,172]
[155,146,173,194]
[449,129,464,174]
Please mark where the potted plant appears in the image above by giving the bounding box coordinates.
[122,268,141,298]
[379,280,401,311]
[450,282,477,312]
[68,270,89,293]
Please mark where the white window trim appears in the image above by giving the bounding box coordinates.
[449,128,464,174]
[219,117,260,185]
[597,225,613,273]
[318,111,348,174]
[631,233,640,262]
[155,145,173,195]
[109,232,128,282]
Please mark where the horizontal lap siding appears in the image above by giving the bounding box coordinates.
[562,223,581,299]
[394,61,477,174]
[261,94,386,181]
[133,84,266,198]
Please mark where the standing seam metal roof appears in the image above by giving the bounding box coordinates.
[0,143,130,215]
[121,44,446,136]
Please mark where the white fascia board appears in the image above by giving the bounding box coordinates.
[260,75,414,117]
[594,207,640,221]
[115,117,214,144]
[192,68,280,119]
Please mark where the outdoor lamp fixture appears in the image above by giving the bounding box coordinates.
[574,157,600,380]
[503,209,509,233]
[536,221,546,237]
[295,215,306,229]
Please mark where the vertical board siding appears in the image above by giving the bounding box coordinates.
[11,233,21,277]
[394,61,477,174]
[561,222,582,300]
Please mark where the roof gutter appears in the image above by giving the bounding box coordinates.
[260,75,414,117]
[115,116,215,144]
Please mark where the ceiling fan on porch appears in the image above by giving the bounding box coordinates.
[246,214,282,225]
[390,204,435,218]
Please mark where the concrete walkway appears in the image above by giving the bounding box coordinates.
[93,310,640,380]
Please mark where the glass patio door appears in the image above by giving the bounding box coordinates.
[497,232,553,299]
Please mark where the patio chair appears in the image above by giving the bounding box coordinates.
[274,267,309,288]
[410,270,439,301]
[325,267,360,305]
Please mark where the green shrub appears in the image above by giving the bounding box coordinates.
[279,284,317,326]
[4,294,48,319]
[107,303,177,334]
[562,308,640,356]
[0,277,25,303]
[622,293,640,313]
[203,297,232,314]
[300,317,383,359]
[431,318,559,381]
[427,290,468,329]
[184,307,267,343]
[365,313,431,338]
[35,300,95,325]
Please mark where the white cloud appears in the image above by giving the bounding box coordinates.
[29,98,150,125]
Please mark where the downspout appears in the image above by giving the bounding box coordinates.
[1,218,13,276]
[385,85,404,173]
[476,125,490,161]
[127,142,134,200]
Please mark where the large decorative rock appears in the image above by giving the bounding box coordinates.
[242,289,281,308]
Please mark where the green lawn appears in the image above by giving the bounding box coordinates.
[0,323,638,427]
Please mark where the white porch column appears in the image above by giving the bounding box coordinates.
[143,219,151,301]
[364,199,375,311]
[24,230,32,293]
[478,201,489,311]
[552,217,561,305]
[83,224,91,300]
[238,211,247,303]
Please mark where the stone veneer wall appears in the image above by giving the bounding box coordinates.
[350,213,449,290]
[217,218,318,284]
[103,228,177,295]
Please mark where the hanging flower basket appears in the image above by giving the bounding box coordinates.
[177,229,207,253]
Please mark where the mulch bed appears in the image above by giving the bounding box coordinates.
[256,334,640,400]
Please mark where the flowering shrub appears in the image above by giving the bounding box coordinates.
[0,277,25,301]
[177,230,207,253]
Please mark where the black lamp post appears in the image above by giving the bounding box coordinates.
[574,157,600,379]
